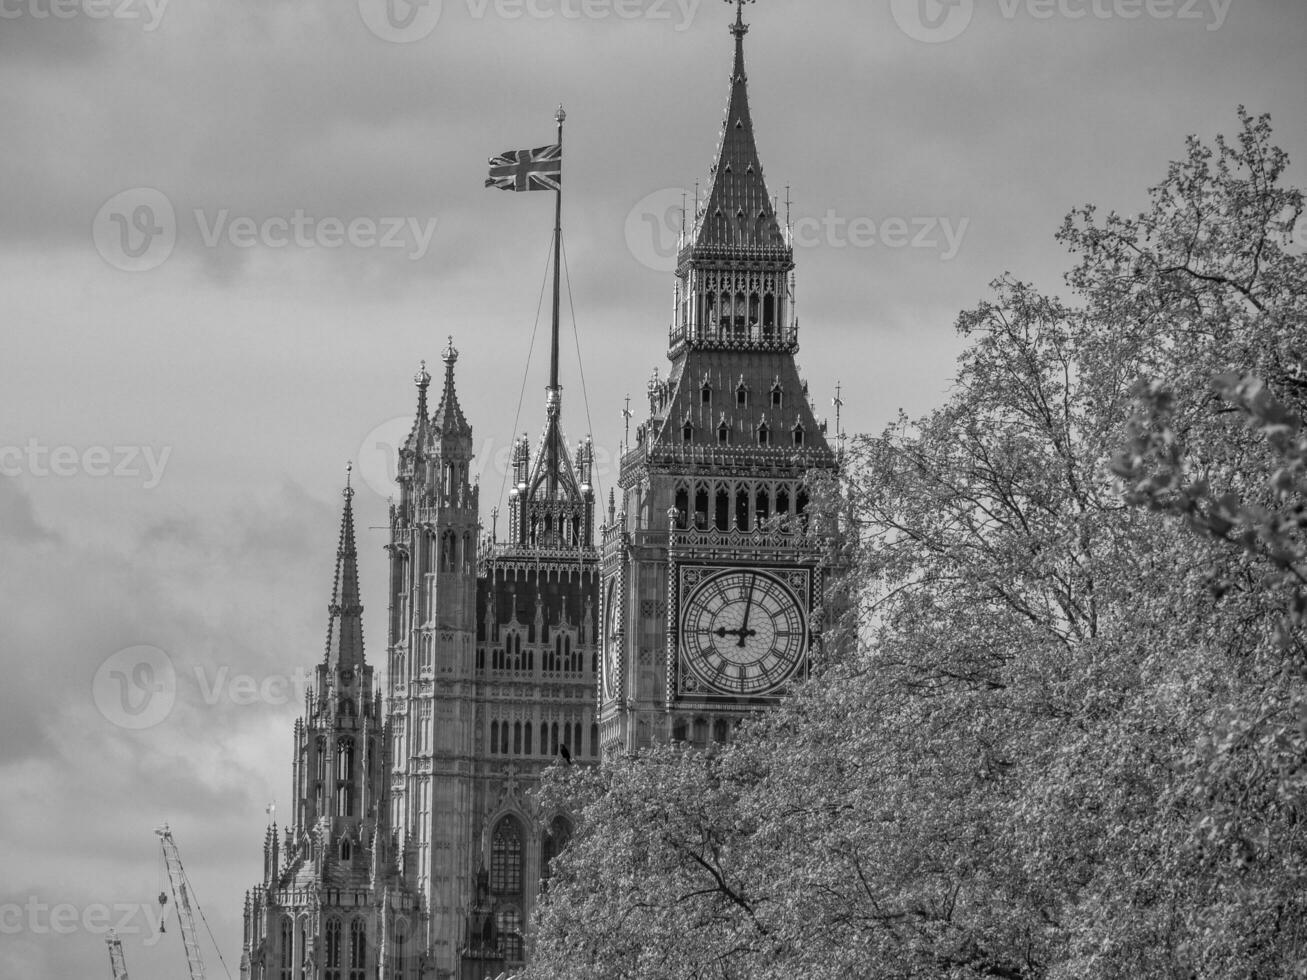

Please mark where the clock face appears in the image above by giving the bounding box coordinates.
[602,579,621,699]
[680,569,806,696]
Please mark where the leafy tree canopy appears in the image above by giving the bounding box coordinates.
[523,109,1307,980]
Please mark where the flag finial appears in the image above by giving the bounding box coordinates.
[727,0,753,37]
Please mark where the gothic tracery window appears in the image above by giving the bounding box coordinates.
[490,817,524,895]
[497,906,524,962]
[324,918,342,980]
[348,919,366,980]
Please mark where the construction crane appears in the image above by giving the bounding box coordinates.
[156,824,232,980]
[105,930,129,980]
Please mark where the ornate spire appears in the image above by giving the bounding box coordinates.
[686,0,787,257]
[403,360,431,458]
[432,336,471,436]
[325,462,365,668]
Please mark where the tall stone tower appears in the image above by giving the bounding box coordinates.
[385,329,599,978]
[598,4,840,755]
[385,340,483,974]
[241,472,422,980]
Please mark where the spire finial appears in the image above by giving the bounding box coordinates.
[555,103,566,124]
[728,0,752,38]
[442,336,458,365]
[415,358,431,389]
[344,460,354,499]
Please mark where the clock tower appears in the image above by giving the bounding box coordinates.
[598,3,840,755]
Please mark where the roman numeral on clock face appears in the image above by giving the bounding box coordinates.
[679,568,807,696]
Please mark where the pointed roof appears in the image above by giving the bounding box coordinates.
[431,337,471,437]
[685,5,789,259]
[527,388,583,504]
[401,360,431,458]
[324,464,365,669]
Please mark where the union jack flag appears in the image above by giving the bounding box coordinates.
[485,143,562,192]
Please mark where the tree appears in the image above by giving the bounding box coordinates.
[523,111,1307,980]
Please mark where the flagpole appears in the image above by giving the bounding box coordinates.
[548,104,565,494]
[550,104,564,398]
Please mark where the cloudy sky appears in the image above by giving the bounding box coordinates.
[2,0,1305,977]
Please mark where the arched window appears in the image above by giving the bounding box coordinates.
[682,421,693,443]
[715,487,730,532]
[336,739,354,782]
[513,721,522,755]
[736,381,748,406]
[324,919,343,980]
[524,721,533,755]
[793,423,805,447]
[348,919,366,980]
[770,382,783,407]
[590,722,599,756]
[701,382,712,405]
[713,719,730,744]
[717,420,730,444]
[674,487,689,530]
[541,815,573,886]
[490,720,499,755]
[279,917,293,980]
[497,906,524,962]
[490,817,524,895]
[695,485,710,528]
[693,717,709,745]
[672,720,687,742]
[758,422,770,446]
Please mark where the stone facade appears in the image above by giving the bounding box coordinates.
[241,9,838,978]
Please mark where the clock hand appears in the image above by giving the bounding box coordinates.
[737,574,756,647]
